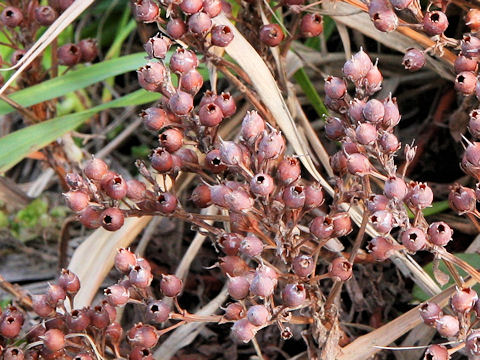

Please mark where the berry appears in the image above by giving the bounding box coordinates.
[102,174,128,199]
[384,176,408,200]
[66,309,90,332]
[363,99,385,123]
[449,184,476,214]
[249,273,275,297]
[203,0,222,17]
[250,173,275,196]
[435,315,459,337]
[169,91,194,116]
[78,206,102,229]
[205,149,227,173]
[129,265,153,289]
[228,276,250,299]
[42,329,65,352]
[1,7,23,27]
[104,284,130,307]
[188,12,212,34]
[428,222,453,246]
[167,18,187,39]
[424,345,449,360]
[451,287,478,313]
[367,236,395,261]
[277,157,301,184]
[115,248,137,273]
[368,0,398,32]
[370,210,394,234]
[127,323,159,349]
[332,212,353,237]
[3,347,24,360]
[132,0,159,22]
[325,116,344,140]
[64,191,89,212]
[156,192,178,213]
[34,6,57,26]
[78,39,98,63]
[400,227,427,253]
[282,185,306,209]
[300,13,323,37]
[199,103,223,126]
[180,0,203,14]
[419,302,442,326]
[402,48,425,71]
[84,158,108,181]
[46,284,66,307]
[423,11,448,36]
[466,330,480,357]
[231,319,257,343]
[144,35,171,60]
[57,43,82,66]
[304,183,324,209]
[260,23,284,47]
[282,283,307,307]
[408,182,433,209]
[159,128,184,152]
[32,295,54,317]
[355,123,377,145]
[150,147,174,173]
[224,303,245,320]
[292,255,315,277]
[328,258,352,281]
[211,25,234,47]
[101,208,124,231]
[129,347,153,360]
[180,69,204,94]
[126,180,147,201]
[214,92,236,117]
[219,256,249,276]
[466,9,480,32]
[310,215,334,239]
[454,55,478,73]
[379,132,400,153]
[455,71,477,95]
[191,184,212,208]
[247,305,270,326]
[160,275,183,297]
[239,235,263,257]
[324,76,347,99]
[346,153,371,176]
[241,111,265,143]
[146,301,170,323]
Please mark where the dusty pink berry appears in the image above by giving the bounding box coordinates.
[304,183,324,209]
[348,98,366,122]
[363,64,383,94]
[249,273,275,297]
[300,13,323,37]
[368,0,398,32]
[78,206,102,229]
[451,287,478,313]
[355,123,377,145]
[384,176,408,200]
[146,301,170,323]
[104,284,130,307]
[190,184,212,208]
[454,55,478,73]
[132,0,159,22]
[32,295,54,317]
[63,191,89,212]
[58,43,82,66]
[332,212,352,237]
[219,233,243,255]
[366,194,390,212]
[106,322,123,345]
[167,18,187,39]
[126,179,147,201]
[228,275,251,300]
[188,12,212,34]
[101,208,124,231]
[277,157,301,184]
[324,76,347,99]
[424,344,449,360]
[231,318,257,343]
[455,71,477,95]
[282,283,307,307]
[402,48,425,71]
[343,48,373,81]
[129,264,153,288]
[66,308,90,332]
[103,174,128,200]
[3,347,24,360]
[1,7,23,27]
[367,236,396,261]
[239,235,263,257]
[144,35,171,59]
[258,130,285,160]
[347,153,371,176]
[428,222,453,246]
[449,184,476,214]
[211,25,234,47]
[241,111,265,143]
[84,158,108,181]
[379,132,400,153]
[180,0,203,14]
[219,141,243,166]
[205,149,227,173]
[382,96,401,128]
[150,147,174,173]
[115,248,137,273]
[46,284,66,307]
[310,215,334,239]
[435,315,459,338]
[198,103,223,126]
[160,275,183,297]
[214,92,236,117]
[419,302,442,326]
[203,0,222,17]
[260,23,284,46]
[225,189,254,212]
[292,255,315,277]
[42,329,65,352]
[159,128,184,152]
[409,182,433,209]
[469,109,480,138]
[423,11,448,36]
[400,227,427,253]
[224,303,245,320]
[156,192,178,213]
[129,347,153,360]
[282,185,306,209]
[34,6,57,26]
[249,173,274,196]
[466,330,480,357]
[324,116,345,140]
[363,99,385,123]
[370,210,394,234]
[78,38,98,63]
[180,69,204,95]
[127,323,159,349]
[329,258,353,281]
[247,305,270,326]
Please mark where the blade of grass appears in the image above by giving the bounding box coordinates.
[0,89,161,174]
[0,53,148,115]
[293,67,328,118]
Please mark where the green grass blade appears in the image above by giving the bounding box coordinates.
[0,52,148,116]
[0,89,161,174]
[293,67,328,118]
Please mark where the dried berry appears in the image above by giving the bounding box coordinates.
[188,12,212,34]
[400,227,427,253]
[105,284,130,306]
[454,55,478,74]
[408,182,433,209]
[58,43,82,66]
[214,92,236,117]
[424,344,449,360]
[455,71,477,95]
[127,323,159,348]
[384,176,408,200]
[370,210,394,234]
[247,305,270,326]
[129,265,153,288]
[224,303,245,320]
[428,221,453,246]
[34,6,57,26]
[42,329,65,352]
[466,330,480,357]
[180,0,203,14]
[1,7,23,27]
[156,192,178,213]
[115,248,137,273]
[355,123,377,145]
[66,308,90,332]
[146,301,170,323]
[260,23,284,47]
[310,215,334,239]
[277,157,301,184]
[167,18,187,39]
[84,158,108,181]
[239,235,263,257]
[292,255,315,277]
[203,0,222,17]
[231,318,257,343]
[328,257,353,281]
[228,276,250,299]
[180,69,204,95]
[423,11,448,36]
[346,153,371,176]
[211,25,234,47]
[451,287,477,313]
[435,314,459,338]
[32,294,54,317]
[402,48,425,71]
[324,76,347,99]
[132,0,159,22]
[449,184,476,214]
[282,283,307,307]
[169,91,194,116]
[249,273,275,297]
[419,302,442,326]
[300,13,323,37]
[101,208,124,231]
[367,236,396,261]
[103,174,128,200]
[160,275,183,297]
[363,99,385,123]
[64,191,89,212]
[78,39,98,63]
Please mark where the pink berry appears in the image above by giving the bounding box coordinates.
[260,23,284,47]
[247,305,270,326]
[400,227,427,253]
[402,48,425,71]
[292,255,315,277]
[367,236,396,261]
[282,283,307,307]
[423,11,448,36]
[435,315,459,338]
[160,275,183,297]
[428,222,453,246]
[328,258,353,281]
[384,176,408,200]
[419,302,442,326]
[231,318,257,343]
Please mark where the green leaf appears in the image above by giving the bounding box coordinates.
[293,67,328,118]
[0,89,161,174]
[412,253,480,302]
[0,52,149,116]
